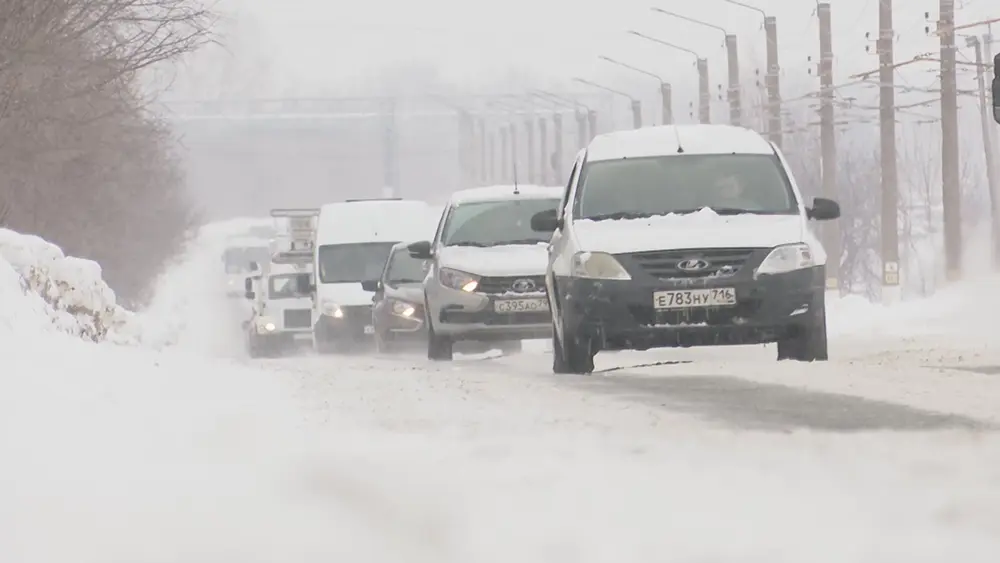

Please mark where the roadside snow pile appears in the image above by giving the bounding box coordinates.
[0,229,139,344]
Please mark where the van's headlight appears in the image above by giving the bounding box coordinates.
[390,299,417,318]
[571,252,631,280]
[439,268,479,292]
[320,300,344,318]
[755,244,815,277]
[255,317,276,331]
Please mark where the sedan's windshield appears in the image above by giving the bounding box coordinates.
[384,248,427,285]
[576,154,797,220]
[441,198,559,247]
[317,242,397,284]
[268,274,311,299]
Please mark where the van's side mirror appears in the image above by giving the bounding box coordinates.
[807,197,841,221]
[531,209,562,232]
[361,279,380,292]
[244,291,254,300]
[407,240,433,259]
[991,53,999,123]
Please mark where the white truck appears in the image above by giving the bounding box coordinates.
[243,209,319,358]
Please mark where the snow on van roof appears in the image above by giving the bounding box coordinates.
[316,199,438,245]
[585,124,774,162]
[449,184,562,204]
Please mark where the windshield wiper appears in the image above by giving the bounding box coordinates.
[584,211,655,221]
[390,278,421,284]
[490,239,545,246]
[448,241,489,247]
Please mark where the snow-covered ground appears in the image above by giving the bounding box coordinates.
[3,222,1000,562]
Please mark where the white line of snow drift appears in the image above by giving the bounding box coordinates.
[3,223,1000,562]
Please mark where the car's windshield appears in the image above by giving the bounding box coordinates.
[223,246,269,274]
[575,154,797,220]
[384,248,428,285]
[317,242,397,284]
[441,198,560,247]
[268,274,311,299]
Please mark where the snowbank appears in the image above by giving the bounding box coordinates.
[0,229,139,344]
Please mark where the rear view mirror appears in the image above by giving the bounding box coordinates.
[407,240,432,259]
[807,197,841,221]
[360,279,380,292]
[992,53,999,123]
[531,209,561,232]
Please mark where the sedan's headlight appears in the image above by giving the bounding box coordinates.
[755,243,815,277]
[320,300,344,318]
[439,267,479,292]
[571,251,631,280]
[390,299,417,318]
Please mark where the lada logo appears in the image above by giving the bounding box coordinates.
[511,278,536,292]
[676,258,711,272]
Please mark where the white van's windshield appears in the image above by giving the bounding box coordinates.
[576,154,797,220]
[441,198,559,247]
[317,242,397,283]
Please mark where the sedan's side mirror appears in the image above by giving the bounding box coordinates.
[360,279,381,292]
[991,53,999,124]
[807,197,841,221]
[531,209,562,232]
[407,240,433,259]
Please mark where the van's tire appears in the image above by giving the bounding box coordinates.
[552,321,595,374]
[427,323,453,361]
[777,296,829,362]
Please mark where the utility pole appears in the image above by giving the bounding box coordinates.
[631,100,642,129]
[969,35,1000,265]
[725,34,741,125]
[538,116,549,185]
[508,122,519,183]
[764,16,782,146]
[576,110,588,149]
[994,50,1000,123]
[486,130,495,184]
[697,59,711,123]
[500,125,509,184]
[818,3,840,292]
[382,98,398,197]
[457,110,473,189]
[477,117,487,185]
[940,0,962,281]
[661,84,673,124]
[878,0,901,300]
[588,110,598,140]
[552,112,564,181]
[525,116,536,184]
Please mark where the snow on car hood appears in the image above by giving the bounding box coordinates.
[573,209,805,254]
[437,243,549,277]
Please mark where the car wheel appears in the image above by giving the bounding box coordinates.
[552,319,595,374]
[426,323,453,361]
[777,295,829,362]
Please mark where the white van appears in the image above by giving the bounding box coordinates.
[312,198,439,353]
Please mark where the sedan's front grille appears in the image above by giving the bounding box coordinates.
[626,248,756,279]
[283,308,312,328]
[477,275,546,295]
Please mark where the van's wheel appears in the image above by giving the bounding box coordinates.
[426,323,453,361]
[552,320,595,374]
[777,296,828,362]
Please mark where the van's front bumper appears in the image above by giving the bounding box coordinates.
[313,305,375,342]
[556,266,824,350]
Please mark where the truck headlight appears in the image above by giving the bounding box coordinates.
[439,267,479,292]
[755,244,815,277]
[255,317,276,332]
[571,252,631,280]
[320,300,343,318]
[390,299,417,318]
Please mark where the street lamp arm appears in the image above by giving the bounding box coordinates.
[572,77,636,102]
[530,89,589,112]
[722,0,766,20]
[598,55,663,83]
[650,7,729,36]
[627,31,701,59]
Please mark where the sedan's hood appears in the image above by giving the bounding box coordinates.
[573,210,804,254]
[437,244,548,277]
[386,283,424,303]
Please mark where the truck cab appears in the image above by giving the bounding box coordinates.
[244,209,319,358]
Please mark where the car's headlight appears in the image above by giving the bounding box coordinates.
[571,252,631,280]
[320,300,344,318]
[439,267,479,292]
[755,243,815,277]
[255,317,276,331]
[389,299,418,318]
